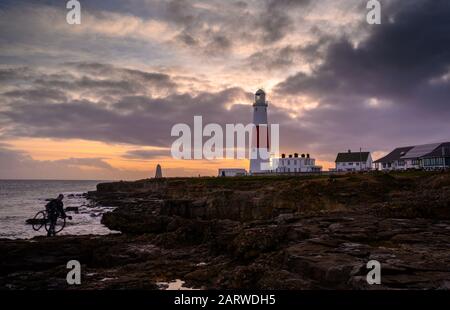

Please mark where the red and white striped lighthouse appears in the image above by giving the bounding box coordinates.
[250,89,270,174]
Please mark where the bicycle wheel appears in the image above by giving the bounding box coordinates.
[32,211,47,231]
[54,216,66,233]
[45,216,66,234]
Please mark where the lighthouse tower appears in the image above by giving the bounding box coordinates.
[250,89,270,174]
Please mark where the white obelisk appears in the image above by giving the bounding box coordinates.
[155,164,163,178]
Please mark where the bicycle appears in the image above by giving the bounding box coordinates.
[31,209,72,235]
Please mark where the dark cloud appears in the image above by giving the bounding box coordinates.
[0,63,179,104]
[1,0,449,173]
[276,0,450,107]
[64,62,178,95]
[205,35,233,55]
[0,65,253,148]
[55,157,114,170]
[0,67,35,81]
[0,62,311,160]
[69,63,177,87]
[256,0,312,43]
[266,0,311,11]
[2,88,67,102]
[257,10,292,44]
[122,149,170,160]
[161,0,312,53]
[0,144,228,179]
[267,0,450,161]
[245,37,329,71]
[233,1,248,9]
[164,0,196,27]
[0,146,118,180]
[176,31,198,47]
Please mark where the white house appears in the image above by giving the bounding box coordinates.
[218,169,247,177]
[335,150,373,172]
[273,153,322,173]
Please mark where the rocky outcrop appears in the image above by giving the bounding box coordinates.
[1,171,450,290]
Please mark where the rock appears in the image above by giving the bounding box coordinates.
[2,171,450,289]
[25,218,46,225]
[230,225,291,260]
[65,207,78,212]
[101,210,172,234]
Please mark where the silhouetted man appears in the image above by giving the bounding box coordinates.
[46,194,66,236]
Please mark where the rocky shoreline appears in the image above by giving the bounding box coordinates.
[1,172,450,289]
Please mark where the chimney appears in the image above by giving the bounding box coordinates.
[281,154,286,158]
[294,153,299,158]
[289,154,293,158]
[301,154,306,158]
[348,149,351,153]
[307,153,310,158]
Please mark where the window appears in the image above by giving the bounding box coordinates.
[348,162,353,166]
[356,162,360,166]
[444,147,450,156]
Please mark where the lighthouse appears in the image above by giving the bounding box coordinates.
[250,89,270,174]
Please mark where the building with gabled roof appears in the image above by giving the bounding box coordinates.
[373,146,415,170]
[374,142,450,171]
[335,150,373,172]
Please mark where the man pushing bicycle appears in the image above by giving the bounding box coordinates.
[45,194,66,236]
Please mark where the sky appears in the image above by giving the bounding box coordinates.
[0,0,449,179]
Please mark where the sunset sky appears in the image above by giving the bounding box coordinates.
[1,0,449,179]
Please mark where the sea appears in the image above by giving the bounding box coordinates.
[0,180,117,239]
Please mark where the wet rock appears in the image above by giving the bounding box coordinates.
[2,172,450,289]
[65,207,79,212]
[25,218,46,225]
[230,225,291,260]
[102,210,172,234]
